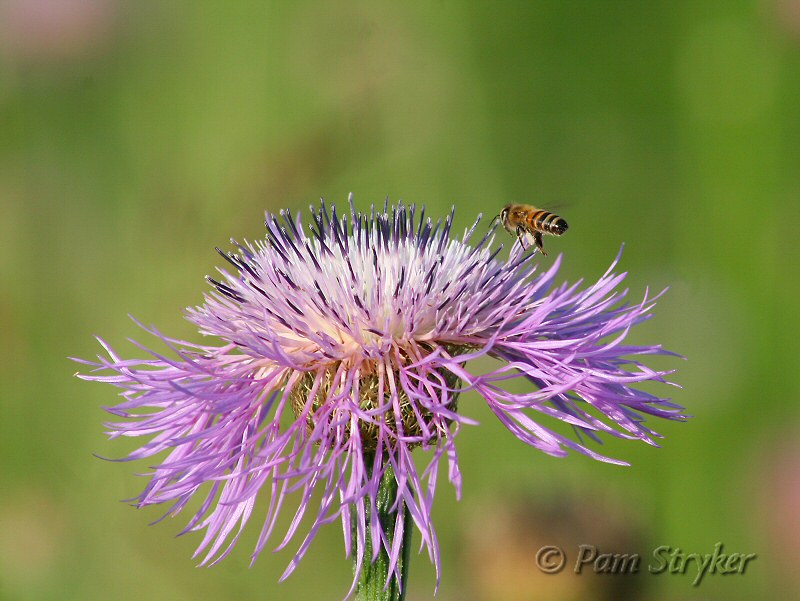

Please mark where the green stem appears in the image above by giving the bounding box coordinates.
[352,458,413,601]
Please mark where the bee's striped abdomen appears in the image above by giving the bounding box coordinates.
[528,210,569,236]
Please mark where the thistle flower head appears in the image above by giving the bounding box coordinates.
[76,194,684,594]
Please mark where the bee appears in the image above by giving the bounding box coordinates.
[493,203,569,256]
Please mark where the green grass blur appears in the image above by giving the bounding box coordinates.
[1,1,798,600]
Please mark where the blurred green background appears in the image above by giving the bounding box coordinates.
[1,1,798,600]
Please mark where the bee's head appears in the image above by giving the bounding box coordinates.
[490,205,513,229]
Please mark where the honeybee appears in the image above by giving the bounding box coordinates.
[493,203,569,256]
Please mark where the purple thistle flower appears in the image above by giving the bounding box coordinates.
[75,194,684,595]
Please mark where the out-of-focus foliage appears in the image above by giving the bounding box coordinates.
[1,1,797,600]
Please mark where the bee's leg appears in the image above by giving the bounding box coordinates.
[515,225,528,250]
[533,231,547,256]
